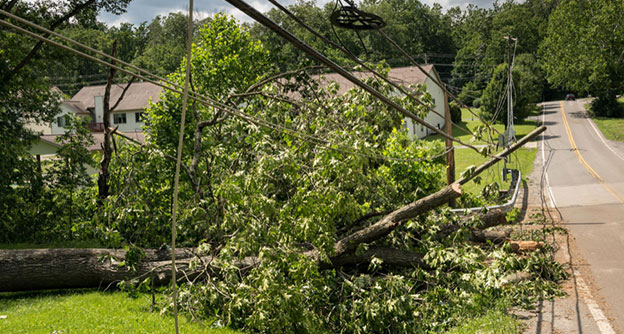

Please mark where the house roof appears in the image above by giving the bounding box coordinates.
[72,82,163,111]
[61,100,89,115]
[39,131,145,152]
[310,65,436,95]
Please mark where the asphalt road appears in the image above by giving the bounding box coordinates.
[541,99,624,333]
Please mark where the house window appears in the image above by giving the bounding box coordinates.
[113,113,127,124]
[57,116,67,127]
[135,112,144,123]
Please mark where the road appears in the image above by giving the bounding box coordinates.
[539,99,624,333]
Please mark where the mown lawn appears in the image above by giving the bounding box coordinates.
[447,309,521,334]
[454,147,537,196]
[593,117,624,142]
[0,290,240,334]
[425,114,538,146]
[584,98,624,142]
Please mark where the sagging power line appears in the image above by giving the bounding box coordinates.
[0,10,453,164]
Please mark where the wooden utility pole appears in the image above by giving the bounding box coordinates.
[444,89,456,207]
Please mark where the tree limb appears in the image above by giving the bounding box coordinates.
[2,0,97,82]
[437,209,507,239]
[326,247,427,269]
[332,183,463,258]
[110,76,136,112]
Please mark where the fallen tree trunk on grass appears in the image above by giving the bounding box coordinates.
[0,128,545,292]
[0,248,196,292]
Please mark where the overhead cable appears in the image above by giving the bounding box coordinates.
[0,13,448,164]
[376,29,503,140]
[265,0,479,142]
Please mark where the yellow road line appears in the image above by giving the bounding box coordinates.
[560,101,624,203]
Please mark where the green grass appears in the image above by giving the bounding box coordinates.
[0,290,241,334]
[583,98,624,142]
[461,107,480,121]
[424,117,538,146]
[454,147,537,196]
[593,117,624,142]
[447,310,521,334]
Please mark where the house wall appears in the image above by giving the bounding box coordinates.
[109,110,145,133]
[402,74,446,140]
[50,104,91,134]
[26,121,53,135]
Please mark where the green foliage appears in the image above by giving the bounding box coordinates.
[473,97,482,108]
[541,0,624,100]
[449,102,462,123]
[480,56,542,124]
[451,0,554,101]
[0,116,96,243]
[590,93,623,118]
[100,143,174,247]
[133,12,194,76]
[249,0,456,70]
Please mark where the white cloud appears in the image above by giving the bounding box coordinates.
[98,0,498,26]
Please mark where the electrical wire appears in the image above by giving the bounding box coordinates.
[0,12,452,164]
[376,29,502,142]
[265,0,480,142]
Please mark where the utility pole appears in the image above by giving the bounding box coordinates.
[503,36,518,146]
[444,88,456,207]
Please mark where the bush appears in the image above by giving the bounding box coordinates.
[449,102,462,123]
[591,93,623,117]
[473,98,482,108]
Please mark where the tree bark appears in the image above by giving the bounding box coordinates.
[97,40,118,206]
[0,248,194,292]
[437,209,507,239]
[326,247,427,269]
[332,183,462,258]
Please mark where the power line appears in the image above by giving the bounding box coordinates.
[265,0,481,145]
[0,11,448,164]
[226,0,495,154]
[376,28,503,140]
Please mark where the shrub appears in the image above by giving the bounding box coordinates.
[449,102,462,123]
[473,98,482,108]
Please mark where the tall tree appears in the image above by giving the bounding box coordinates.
[541,0,624,116]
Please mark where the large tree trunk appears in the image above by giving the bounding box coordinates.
[0,210,506,292]
[97,40,117,206]
[0,248,197,292]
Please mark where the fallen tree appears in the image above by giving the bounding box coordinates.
[0,127,543,292]
[0,210,508,292]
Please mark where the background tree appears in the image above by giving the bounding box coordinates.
[48,116,95,239]
[541,0,624,117]
[480,54,542,125]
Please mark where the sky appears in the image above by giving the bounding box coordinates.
[98,0,497,26]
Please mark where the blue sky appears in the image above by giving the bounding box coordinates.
[98,0,498,26]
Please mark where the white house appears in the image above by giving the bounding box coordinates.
[27,82,160,160]
[311,65,446,139]
[67,81,163,133]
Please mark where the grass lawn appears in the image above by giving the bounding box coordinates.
[454,147,537,196]
[447,310,521,334]
[0,290,240,334]
[425,111,538,146]
[592,117,624,142]
[583,98,624,142]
